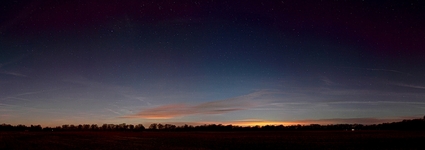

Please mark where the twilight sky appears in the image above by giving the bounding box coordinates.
[1,0,425,127]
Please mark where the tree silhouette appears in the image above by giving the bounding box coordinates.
[164,124,176,130]
[91,124,98,130]
[135,124,145,131]
[157,123,164,130]
[149,123,158,130]
[1,115,425,132]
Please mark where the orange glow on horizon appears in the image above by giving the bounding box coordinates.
[197,119,310,127]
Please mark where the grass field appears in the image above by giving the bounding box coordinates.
[1,130,424,149]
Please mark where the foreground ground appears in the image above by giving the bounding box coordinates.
[1,130,424,149]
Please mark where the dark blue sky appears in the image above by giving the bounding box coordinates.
[1,0,425,126]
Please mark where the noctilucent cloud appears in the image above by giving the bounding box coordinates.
[1,0,425,127]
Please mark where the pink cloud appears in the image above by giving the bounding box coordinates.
[123,101,251,119]
[122,90,274,119]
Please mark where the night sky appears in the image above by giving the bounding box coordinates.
[1,0,425,127]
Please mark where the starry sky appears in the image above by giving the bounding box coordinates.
[1,0,425,127]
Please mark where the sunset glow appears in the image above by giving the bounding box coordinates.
[1,0,424,127]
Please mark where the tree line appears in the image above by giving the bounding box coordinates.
[1,116,424,132]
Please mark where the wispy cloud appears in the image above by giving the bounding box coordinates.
[0,71,27,77]
[105,108,123,115]
[389,82,425,90]
[123,90,275,119]
[326,101,425,105]
[291,117,418,125]
[365,68,410,75]
[338,67,410,75]
[0,58,21,68]
[0,103,12,107]
[1,97,31,102]
[320,76,335,86]
[0,114,13,119]
[15,89,55,96]
[0,54,31,77]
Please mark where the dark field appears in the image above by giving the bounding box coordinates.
[1,131,424,149]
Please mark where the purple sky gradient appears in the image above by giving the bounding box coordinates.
[1,0,425,127]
